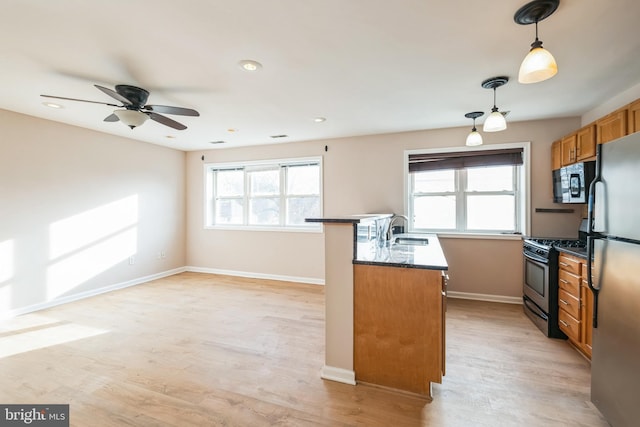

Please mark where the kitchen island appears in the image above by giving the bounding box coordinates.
[306,214,448,399]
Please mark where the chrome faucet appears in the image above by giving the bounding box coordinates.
[386,214,409,242]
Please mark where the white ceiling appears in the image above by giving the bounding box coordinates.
[2,0,640,151]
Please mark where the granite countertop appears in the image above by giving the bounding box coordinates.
[305,214,392,224]
[555,246,588,259]
[354,233,448,271]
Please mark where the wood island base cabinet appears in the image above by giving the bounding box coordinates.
[353,264,445,399]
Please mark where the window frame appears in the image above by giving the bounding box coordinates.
[404,142,531,238]
[204,157,323,232]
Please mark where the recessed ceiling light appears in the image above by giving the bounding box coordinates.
[238,60,262,71]
[209,140,226,144]
[270,134,288,139]
[43,102,62,109]
[314,117,326,123]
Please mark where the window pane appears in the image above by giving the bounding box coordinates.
[249,198,280,225]
[215,199,243,224]
[414,195,456,229]
[467,195,515,230]
[249,169,279,195]
[413,170,455,193]
[216,170,244,196]
[287,165,320,195]
[287,196,320,225]
[467,166,513,191]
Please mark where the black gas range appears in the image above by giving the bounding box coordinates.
[522,224,587,338]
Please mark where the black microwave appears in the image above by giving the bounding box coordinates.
[552,161,595,203]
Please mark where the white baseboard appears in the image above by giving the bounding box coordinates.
[447,291,522,305]
[2,267,186,320]
[185,266,325,286]
[320,365,356,385]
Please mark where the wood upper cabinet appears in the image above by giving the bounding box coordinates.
[551,140,562,170]
[597,107,628,144]
[561,133,577,166]
[629,99,640,134]
[576,124,596,161]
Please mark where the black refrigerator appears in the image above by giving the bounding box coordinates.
[588,132,640,427]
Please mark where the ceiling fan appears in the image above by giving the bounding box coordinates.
[41,84,200,130]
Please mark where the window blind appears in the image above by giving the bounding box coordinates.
[408,148,523,173]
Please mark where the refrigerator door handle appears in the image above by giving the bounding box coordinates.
[587,235,600,328]
[587,144,602,234]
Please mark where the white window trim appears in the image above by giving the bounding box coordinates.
[403,142,531,238]
[203,156,323,233]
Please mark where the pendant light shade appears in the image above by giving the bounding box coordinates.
[481,77,508,132]
[465,111,484,147]
[515,0,560,84]
[518,44,557,84]
[114,109,149,129]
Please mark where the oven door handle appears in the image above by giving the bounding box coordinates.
[523,297,548,321]
[523,251,548,265]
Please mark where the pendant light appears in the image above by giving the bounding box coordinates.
[482,76,508,132]
[515,0,560,84]
[465,111,484,146]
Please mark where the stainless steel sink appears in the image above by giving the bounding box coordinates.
[393,235,429,246]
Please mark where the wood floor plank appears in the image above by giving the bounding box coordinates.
[0,272,608,426]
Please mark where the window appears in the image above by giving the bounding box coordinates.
[407,144,529,235]
[205,158,322,230]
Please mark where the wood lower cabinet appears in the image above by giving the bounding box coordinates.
[557,253,592,359]
[354,264,445,398]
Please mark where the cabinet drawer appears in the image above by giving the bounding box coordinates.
[559,255,581,275]
[558,269,580,297]
[559,309,580,342]
[558,289,580,319]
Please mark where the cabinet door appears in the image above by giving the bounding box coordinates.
[576,125,596,160]
[561,134,577,165]
[581,281,593,357]
[597,108,628,144]
[551,140,562,170]
[630,99,640,134]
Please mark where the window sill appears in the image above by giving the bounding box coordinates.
[204,225,323,233]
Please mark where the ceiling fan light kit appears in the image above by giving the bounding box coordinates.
[465,111,484,146]
[114,109,149,129]
[515,0,560,84]
[481,76,509,132]
[40,84,199,131]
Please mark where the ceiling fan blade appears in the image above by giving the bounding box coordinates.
[148,112,187,130]
[144,105,200,116]
[40,94,120,107]
[94,84,133,106]
[104,113,119,122]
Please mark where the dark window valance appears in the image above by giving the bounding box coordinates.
[408,148,523,173]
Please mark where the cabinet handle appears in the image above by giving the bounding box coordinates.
[576,145,581,157]
[559,279,569,284]
[559,299,569,305]
[559,262,569,267]
[559,320,569,327]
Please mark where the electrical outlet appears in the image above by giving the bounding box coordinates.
[128,256,135,265]
[161,250,166,259]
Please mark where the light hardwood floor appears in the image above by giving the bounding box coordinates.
[0,272,608,426]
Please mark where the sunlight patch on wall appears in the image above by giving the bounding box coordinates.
[47,228,137,299]
[49,195,138,259]
[0,323,108,359]
[0,240,14,317]
[47,195,139,299]
[0,239,13,283]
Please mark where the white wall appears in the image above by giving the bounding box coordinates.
[0,109,186,318]
[186,116,583,298]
